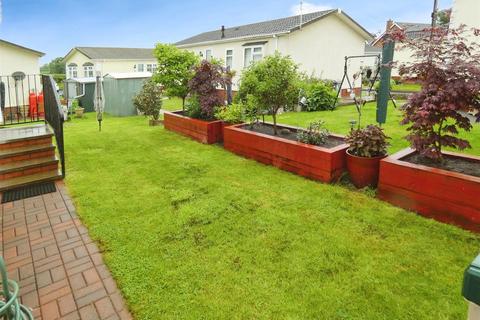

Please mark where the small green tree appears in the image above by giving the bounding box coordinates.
[238,52,299,135]
[153,44,199,109]
[133,80,163,122]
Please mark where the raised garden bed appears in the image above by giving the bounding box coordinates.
[378,148,480,232]
[164,110,224,144]
[224,122,349,183]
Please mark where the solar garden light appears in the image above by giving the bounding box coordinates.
[463,254,480,320]
[349,119,357,131]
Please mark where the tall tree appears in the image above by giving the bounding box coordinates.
[153,44,199,109]
[41,57,66,74]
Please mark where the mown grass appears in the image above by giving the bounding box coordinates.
[392,83,422,92]
[64,114,479,319]
[267,101,480,154]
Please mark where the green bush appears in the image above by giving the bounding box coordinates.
[297,120,330,145]
[305,82,337,111]
[133,80,163,121]
[184,96,204,119]
[374,79,396,91]
[215,104,245,124]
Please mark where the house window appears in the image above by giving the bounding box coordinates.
[225,49,233,69]
[205,49,212,61]
[67,63,78,78]
[137,64,144,72]
[244,46,263,68]
[83,63,94,77]
[146,64,157,73]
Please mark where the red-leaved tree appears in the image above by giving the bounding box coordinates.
[392,26,480,160]
[188,60,229,119]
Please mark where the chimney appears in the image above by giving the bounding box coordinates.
[221,25,225,38]
[386,19,394,32]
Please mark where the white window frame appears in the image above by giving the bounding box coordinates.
[225,49,234,69]
[137,63,145,72]
[205,49,213,61]
[146,64,153,72]
[67,64,78,78]
[243,46,263,68]
[83,65,94,77]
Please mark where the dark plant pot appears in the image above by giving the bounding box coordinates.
[346,150,387,188]
[149,119,163,126]
[224,123,349,183]
[378,148,480,232]
[163,110,223,144]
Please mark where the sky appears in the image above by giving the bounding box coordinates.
[0,0,452,63]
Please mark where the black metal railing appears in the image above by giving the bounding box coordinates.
[0,74,44,125]
[42,75,65,178]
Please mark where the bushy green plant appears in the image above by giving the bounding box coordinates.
[133,80,163,121]
[374,79,396,91]
[238,52,299,135]
[297,120,330,146]
[346,125,390,158]
[184,96,203,119]
[305,82,337,111]
[215,104,245,124]
[154,44,199,109]
[71,99,79,111]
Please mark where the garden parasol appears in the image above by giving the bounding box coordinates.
[93,74,104,131]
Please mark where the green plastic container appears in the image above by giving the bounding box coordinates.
[463,255,480,305]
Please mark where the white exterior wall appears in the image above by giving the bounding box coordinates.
[0,42,42,109]
[64,50,157,78]
[451,0,480,29]
[179,12,371,91]
[279,14,367,84]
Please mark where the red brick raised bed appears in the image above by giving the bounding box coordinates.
[224,123,349,183]
[378,148,480,232]
[164,111,224,144]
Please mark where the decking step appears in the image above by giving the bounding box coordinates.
[0,156,58,174]
[0,169,62,192]
[0,124,53,143]
[0,144,56,159]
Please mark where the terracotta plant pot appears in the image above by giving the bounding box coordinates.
[75,107,84,118]
[224,123,349,183]
[378,148,480,232]
[149,119,163,126]
[163,110,223,144]
[346,150,387,188]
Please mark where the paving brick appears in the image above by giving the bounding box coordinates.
[1,182,131,320]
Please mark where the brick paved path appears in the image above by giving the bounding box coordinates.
[1,181,132,320]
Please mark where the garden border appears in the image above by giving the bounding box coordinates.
[378,148,480,232]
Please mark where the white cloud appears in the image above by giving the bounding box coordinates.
[290,2,333,16]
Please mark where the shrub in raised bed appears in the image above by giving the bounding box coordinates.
[378,26,480,231]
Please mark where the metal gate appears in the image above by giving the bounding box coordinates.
[0,74,44,125]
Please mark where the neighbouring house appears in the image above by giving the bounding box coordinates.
[450,0,480,46]
[0,39,45,122]
[63,47,157,80]
[175,9,373,96]
[371,20,431,78]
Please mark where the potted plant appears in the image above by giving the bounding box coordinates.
[345,125,390,188]
[223,54,349,183]
[133,79,163,126]
[71,99,84,118]
[164,60,227,144]
[378,26,480,232]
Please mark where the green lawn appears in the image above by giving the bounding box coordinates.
[268,101,480,154]
[64,114,479,319]
[392,83,422,92]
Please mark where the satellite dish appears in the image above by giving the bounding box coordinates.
[11,71,26,81]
